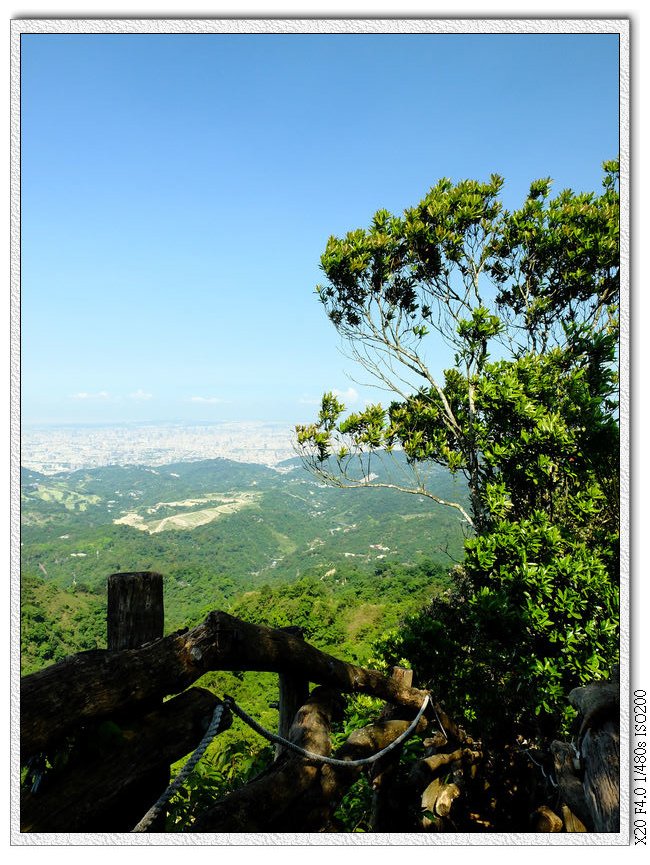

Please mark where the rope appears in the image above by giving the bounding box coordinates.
[225,692,432,768]
[131,691,432,831]
[431,705,449,744]
[519,746,558,788]
[131,701,225,832]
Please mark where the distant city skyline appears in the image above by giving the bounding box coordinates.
[21,419,298,473]
[20,27,620,427]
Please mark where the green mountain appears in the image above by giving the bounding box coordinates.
[20,456,469,672]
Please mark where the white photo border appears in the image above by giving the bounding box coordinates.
[9,15,631,849]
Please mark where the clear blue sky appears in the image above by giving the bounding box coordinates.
[20,32,620,426]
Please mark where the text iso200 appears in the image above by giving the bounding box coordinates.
[635,690,647,844]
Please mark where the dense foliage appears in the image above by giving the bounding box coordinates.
[297,161,620,738]
[20,457,464,658]
[21,571,105,673]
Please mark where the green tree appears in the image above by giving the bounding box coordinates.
[296,162,619,737]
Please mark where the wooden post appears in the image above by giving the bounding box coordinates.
[105,571,167,831]
[388,667,412,693]
[371,667,414,831]
[276,626,309,760]
[107,571,164,651]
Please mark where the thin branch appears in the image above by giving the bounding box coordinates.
[302,458,474,529]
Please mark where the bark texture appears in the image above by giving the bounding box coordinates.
[20,688,229,833]
[21,610,431,757]
[570,681,620,833]
[106,571,164,652]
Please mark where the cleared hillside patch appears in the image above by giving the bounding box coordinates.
[113,492,261,534]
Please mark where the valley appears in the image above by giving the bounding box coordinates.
[20,454,469,676]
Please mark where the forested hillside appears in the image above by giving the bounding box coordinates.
[21,452,464,831]
[20,455,465,673]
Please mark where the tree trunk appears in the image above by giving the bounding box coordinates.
[551,678,620,833]
[551,741,594,831]
[580,720,620,832]
[570,680,620,832]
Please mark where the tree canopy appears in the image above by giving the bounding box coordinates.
[296,162,620,737]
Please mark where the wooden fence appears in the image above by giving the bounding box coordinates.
[19,571,619,834]
[20,571,454,833]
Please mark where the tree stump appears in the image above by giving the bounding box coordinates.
[107,571,164,651]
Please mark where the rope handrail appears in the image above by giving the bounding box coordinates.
[131,702,226,832]
[225,692,433,768]
[131,691,435,832]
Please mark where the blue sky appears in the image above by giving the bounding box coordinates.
[20,31,620,426]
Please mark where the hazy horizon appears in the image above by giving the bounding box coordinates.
[21,417,300,474]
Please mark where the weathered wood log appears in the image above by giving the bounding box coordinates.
[20,688,230,833]
[335,716,429,762]
[423,731,448,753]
[300,712,429,832]
[378,667,413,720]
[192,686,344,832]
[532,805,563,832]
[421,777,446,830]
[414,746,482,783]
[21,610,432,758]
[569,682,619,742]
[414,732,484,831]
[580,720,620,832]
[107,571,164,651]
[550,740,594,831]
[193,688,428,832]
[434,782,461,818]
[421,776,463,829]
[276,626,309,760]
[422,704,470,748]
[561,804,587,832]
[568,679,620,832]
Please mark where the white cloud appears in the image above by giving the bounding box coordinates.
[333,387,359,404]
[71,391,110,400]
[299,388,361,408]
[189,396,227,404]
[129,389,153,401]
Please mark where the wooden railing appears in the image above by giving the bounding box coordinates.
[20,571,450,833]
[19,571,619,834]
